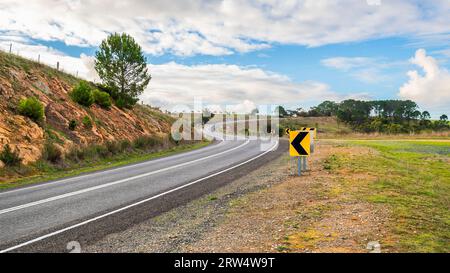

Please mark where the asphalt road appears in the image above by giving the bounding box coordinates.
[0,127,282,253]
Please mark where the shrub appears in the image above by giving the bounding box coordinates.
[18,97,44,123]
[0,144,22,166]
[42,142,62,163]
[119,140,132,151]
[115,95,138,109]
[96,83,119,99]
[68,120,77,131]
[70,81,94,107]
[82,116,92,129]
[105,141,120,155]
[93,89,112,109]
[93,145,110,158]
[67,148,84,162]
[133,136,162,150]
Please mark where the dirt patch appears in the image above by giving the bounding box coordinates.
[182,142,390,253]
[85,141,391,253]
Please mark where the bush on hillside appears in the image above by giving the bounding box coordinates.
[82,116,93,129]
[18,97,44,123]
[0,144,22,166]
[93,89,112,109]
[42,142,62,163]
[115,94,138,109]
[70,81,94,107]
[68,120,77,131]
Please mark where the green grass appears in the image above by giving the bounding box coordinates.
[0,141,211,190]
[328,140,450,252]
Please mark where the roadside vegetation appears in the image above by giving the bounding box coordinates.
[18,96,45,124]
[278,100,449,134]
[0,138,210,190]
[317,140,450,252]
[0,33,211,190]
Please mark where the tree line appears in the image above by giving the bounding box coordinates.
[278,100,449,134]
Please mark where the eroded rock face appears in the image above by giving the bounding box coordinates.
[0,112,45,164]
[0,53,172,164]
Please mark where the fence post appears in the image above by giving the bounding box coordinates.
[9,43,12,54]
[38,54,40,63]
[57,62,60,71]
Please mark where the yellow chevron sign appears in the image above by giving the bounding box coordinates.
[290,130,311,157]
[301,127,317,138]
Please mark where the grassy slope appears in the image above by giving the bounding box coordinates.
[325,139,449,252]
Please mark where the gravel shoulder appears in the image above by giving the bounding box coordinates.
[85,139,389,253]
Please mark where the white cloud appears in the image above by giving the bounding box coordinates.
[1,0,450,56]
[140,61,351,112]
[321,57,397,83]
[321,57,374,71]
[0,40,98,80]
[0,40,372,113]
[399,49,450,114]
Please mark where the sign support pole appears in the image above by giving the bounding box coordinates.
[303,156,307,171]
[297,157,301,176]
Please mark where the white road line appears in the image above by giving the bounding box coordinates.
[0,140,250,216]
[0,140,278,253]
[0,140,227,196]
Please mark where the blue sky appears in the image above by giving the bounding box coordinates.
[1,0,449,116]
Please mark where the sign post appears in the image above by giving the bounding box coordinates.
[290,130,311,176]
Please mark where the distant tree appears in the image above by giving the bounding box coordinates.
[275,106,288,117]
[311,101,339,116]
[440,114,448,122]
[421,111,431,120]
[95,33,151,109]
[337,100,371,125]
[201,108,215,125]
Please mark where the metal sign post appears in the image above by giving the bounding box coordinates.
[290,130,311,176]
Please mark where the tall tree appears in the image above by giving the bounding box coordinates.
[275,106,288,117]
[95,33,151,108]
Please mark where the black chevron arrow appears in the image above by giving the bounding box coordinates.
[291,131,308,155]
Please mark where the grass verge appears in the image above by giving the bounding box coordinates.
[324,139,449,252]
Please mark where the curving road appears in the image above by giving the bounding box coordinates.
[0,124,281,253]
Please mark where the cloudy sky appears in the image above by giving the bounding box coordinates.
[1,0,450,116]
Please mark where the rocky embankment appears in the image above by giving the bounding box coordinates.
[0,51,172,165]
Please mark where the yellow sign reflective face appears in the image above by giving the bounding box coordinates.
[301,127,317,138]
[289,130,311,156]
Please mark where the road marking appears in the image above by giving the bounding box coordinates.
[0,140,228,196]
[0,140,250,216]
[0,140,278,253]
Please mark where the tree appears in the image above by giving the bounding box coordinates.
[440,114,448,122]
[312,101,339,116]
[421,111,431,120]
[95,33,151,108]
[275,106,288,117]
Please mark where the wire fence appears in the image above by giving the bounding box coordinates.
[1,42,84,80]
